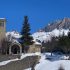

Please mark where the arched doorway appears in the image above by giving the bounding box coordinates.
[9,43,22,55]
[11,44,20,54]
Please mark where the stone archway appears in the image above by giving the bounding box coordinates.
[9,43,22,55]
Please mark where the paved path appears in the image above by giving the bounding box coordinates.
[0,56,39,70]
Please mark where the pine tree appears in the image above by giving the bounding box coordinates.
[68,31,70,38]
[58,35,70,55]
[50,37,57,56]
[21,16,33,48]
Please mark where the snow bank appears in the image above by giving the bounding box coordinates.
[20,52,41,59]
[0,58,18,66]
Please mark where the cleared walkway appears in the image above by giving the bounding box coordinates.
[0,56,39,70]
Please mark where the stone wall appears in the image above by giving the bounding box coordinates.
[28,44,41,53]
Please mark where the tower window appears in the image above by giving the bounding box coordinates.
[0,23,4,27]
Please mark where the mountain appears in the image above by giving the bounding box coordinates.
[43,18,70,32]
[6,31,22,44]
[32,29,69,43]
[6,31,21,38]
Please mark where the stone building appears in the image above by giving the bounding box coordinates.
[28,42,42,53]
[0,18,6,50]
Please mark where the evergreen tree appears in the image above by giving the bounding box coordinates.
[68,31,70,38]
[58,35,70,55]
[50,37,57,56]
[21,16,33,48]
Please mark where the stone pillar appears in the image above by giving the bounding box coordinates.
[9,46,11,55]
[20,46,22,54]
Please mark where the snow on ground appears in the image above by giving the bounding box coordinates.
[24,68,31,70]
[0,58,19,66]
[35,53,60,70]
[0,52,41,66]
[20,52,41,59]
[35,53,70,70]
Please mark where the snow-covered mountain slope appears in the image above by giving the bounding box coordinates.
[6,31,21,38]
[32,29,69,42]
[6,31,22,44]
[51,28,69,37]
[32,31,49,42]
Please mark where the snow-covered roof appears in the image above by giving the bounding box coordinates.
[34,41,41,45]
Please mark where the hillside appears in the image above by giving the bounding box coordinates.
[32,28,69,42]
[43,18,70,32]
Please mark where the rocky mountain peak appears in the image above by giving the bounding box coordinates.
[43,18,70,32]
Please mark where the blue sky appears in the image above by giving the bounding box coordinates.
[0,0,70,33]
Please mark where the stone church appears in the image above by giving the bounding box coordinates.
[0,18,41,55]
